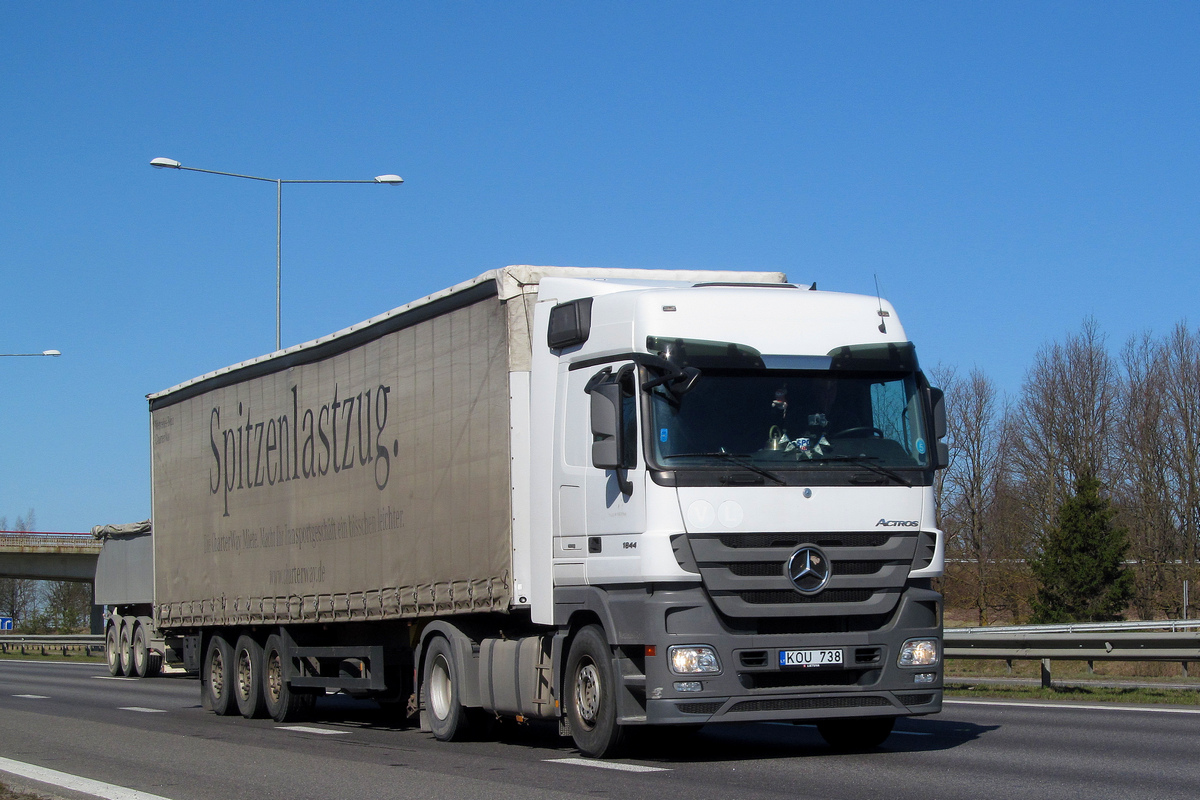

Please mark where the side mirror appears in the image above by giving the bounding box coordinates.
[926,387,948,470]
[589,380,624,471]
[929,387,947,440]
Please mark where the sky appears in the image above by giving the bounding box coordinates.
[2,2,1198,533]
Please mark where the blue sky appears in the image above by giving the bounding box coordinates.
[2,2,1198,532]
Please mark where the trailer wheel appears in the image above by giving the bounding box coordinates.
[422,636,470,741]
[263,634,309,722]
[234,635,267,718]
[131,623,151,678]
[565,624,624,758]
[816,716,895,750]
[118,624,134,677]
[105,625,122,677]
[204,634,237,716]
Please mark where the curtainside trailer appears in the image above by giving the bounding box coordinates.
[101,265,948,756]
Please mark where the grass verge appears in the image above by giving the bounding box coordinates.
[0,781,49,800]
[0,650,104,664]
[946,680,1200,706]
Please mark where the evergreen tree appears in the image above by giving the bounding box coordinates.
[1030,474,1134,622]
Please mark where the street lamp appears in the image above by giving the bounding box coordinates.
[0,350,61,357]
[151,157,403,352]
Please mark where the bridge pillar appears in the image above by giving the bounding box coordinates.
[91,604,104,635]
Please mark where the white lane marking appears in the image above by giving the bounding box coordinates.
[94,676,139,682]
[546,757,671,773]
[946,699,1200,715]
[0,754,173,800]
[13,695,49,699]
[120,707,166,713]
[891,730,933,736]
[276,725,347,735]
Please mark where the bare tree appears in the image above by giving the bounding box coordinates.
[1011,318,1117,541]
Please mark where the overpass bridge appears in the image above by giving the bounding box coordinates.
[0,531,105,634]
[0,531,101,581]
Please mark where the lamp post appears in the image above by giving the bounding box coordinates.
[151,157,403,352]
[0,350,61,357]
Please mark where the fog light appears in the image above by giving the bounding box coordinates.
[898,638,939,667]
[668,645,721,674]
[674,681,703,692]
[914,672,936,684]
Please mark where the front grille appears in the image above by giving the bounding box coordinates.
[735,589,874,604]
[739,670,865,689]
[728,695,891,713]
[752,613,894,635]
[715,533,891,549]
[685,531,918,621]
[678,701,725,715]
[729,560,884,577]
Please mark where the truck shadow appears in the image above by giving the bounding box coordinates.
[301,695,996,762]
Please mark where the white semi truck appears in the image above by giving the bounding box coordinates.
[99,265,947,757]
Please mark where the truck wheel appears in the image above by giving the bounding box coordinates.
[422,636,470,741]
[131,624,151,678]
[234,635,267,719]
[816,716,895,750]
[204,634,238,716]
[118,625,134,677]
[105,625,122,677]
[565,625,624,758]
[263,634,308,722]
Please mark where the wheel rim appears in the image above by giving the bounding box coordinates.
[428,654,453,721]
[106,629,119,670]
[574,658,601,730]
[210,649,225,699]
[134,630,146,671]
[266,651,283,704]
[236,649,254,700]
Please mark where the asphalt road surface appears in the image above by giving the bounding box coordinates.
[1,660,1197,800]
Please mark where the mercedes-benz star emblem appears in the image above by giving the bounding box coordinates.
[787,546,832,595]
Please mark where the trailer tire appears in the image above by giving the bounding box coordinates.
[118,624,134,677]
[204,634,237,716]
[816,716,895,750]
[233,635,267,718]
[263,634,308,723]
[565,625,624,758]
[131,623,151,678]
[422,636,470,741]
[105,625,122,677]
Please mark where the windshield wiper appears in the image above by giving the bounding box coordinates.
[661,451,787,485]
[804,454,913,487]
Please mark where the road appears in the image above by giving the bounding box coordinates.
[0,660,1197,800]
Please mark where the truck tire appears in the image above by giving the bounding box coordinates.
[263,634,310,723]
[105,625,122,677]
[816,716,895,750]
[118,624,134,677]
[204,634,238,716]
[565,624,624,758]
[422,636,470,741]
[131,624,151,678]
[234,635,267,718]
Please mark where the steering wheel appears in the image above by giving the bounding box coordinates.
[830,426,885,438]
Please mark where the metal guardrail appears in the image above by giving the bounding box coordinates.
[0,634,104,658]
[0,533,102,551]
[944,620,1200,687]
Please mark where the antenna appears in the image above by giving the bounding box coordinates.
[874,274,888,334]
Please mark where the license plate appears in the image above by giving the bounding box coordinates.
[779,648,843,668]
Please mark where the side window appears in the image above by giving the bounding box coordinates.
[619,366,638,468]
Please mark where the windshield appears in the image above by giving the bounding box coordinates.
[648,369,930,470]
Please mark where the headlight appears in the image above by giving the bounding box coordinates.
[668,645,721,674]
[898,638,939,667]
